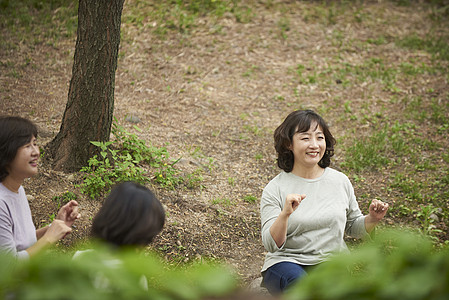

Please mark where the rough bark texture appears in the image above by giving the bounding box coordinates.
[47,0,125,172]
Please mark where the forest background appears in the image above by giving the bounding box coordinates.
[0,0,448,288]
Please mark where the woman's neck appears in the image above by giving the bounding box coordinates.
[291,165,325,179]
[1,176,22,193]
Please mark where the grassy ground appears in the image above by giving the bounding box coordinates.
[1,0,449,285]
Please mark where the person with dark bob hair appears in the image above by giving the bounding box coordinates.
[260,110,389,295]
[0,116,80,259]
[274,110,336,172]
[91,181,165,247]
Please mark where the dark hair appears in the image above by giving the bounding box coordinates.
[274,110,336,172]
[91,182,165,247]
[0,116,38,182]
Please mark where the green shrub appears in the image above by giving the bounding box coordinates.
[0,244,238,300]
[79,120,189,199]
[285,229,449,300]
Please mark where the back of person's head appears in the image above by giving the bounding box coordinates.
[274,110,336,172]
[0,116,38,182]
[91,182,165,247]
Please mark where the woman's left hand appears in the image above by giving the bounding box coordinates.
[56,200,81,227]
[368,199,389,221]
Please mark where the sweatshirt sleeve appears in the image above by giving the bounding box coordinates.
[260,185,285,253]
[344,179,368,238]
[0,202,28,259]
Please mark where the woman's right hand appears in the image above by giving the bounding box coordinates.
[269,193,306,248]
[282,194,306,217]
[44,220,72,243]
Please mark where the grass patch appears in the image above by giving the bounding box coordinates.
[396,33,449,61]
[340,125,392,173]
[341,104,448,243]
[211,197,233,207]
[242,195,258,204]
[122,0,252,36]
[0,0,78,45]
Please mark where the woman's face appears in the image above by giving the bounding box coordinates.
[289,122,326,169]
[7,136,40,181]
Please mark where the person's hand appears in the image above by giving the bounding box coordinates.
[44,220,72,243]
[368,199,389,221]
[56,200,81,227]
[282,194,306,217]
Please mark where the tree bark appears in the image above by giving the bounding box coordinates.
[47,0,125,172]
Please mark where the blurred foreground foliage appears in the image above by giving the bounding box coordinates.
[0,243,238,300]
[1,230,448,299]
[286,229,449,300]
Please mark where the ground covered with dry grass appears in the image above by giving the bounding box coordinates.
[1,0,448,285]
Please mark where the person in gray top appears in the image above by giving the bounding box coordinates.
[260,110,389,295]
[0,116,80,259]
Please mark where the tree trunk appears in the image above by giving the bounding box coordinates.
[47,0,125,172]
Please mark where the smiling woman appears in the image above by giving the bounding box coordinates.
[0,116,81,259]
[260,110,390,295]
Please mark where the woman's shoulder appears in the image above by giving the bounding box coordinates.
[264,171,292,186]
[324,167,351,183]
[263,171,303,195]
[262,172,283,192]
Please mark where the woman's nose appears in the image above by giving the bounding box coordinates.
[32,144,40,156]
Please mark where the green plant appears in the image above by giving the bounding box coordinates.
[341,126,390,172]
[243,124,263,136]
[390,173,424,202]
[0,245,238,300]
[79,120,188,199]
[254,153,263,160]
[243,195,258,204]
[211,198,232,207]
[396,33,449,61]
[366,36,388,45]
[340,119,423,173]
[79,140,149,199]
[277,16,290,39]
[417,204,443,241]
[285,229,449,300]
[242,64,259,77]
[395,203,413,217]
[185,168,205,189]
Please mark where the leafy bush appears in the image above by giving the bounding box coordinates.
[79,120,189,199]
[0,244,238,300]
[78,140,150,199]
[285,229,449,300]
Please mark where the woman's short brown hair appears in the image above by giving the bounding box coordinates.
[274,110,336,172]
[91,182,165,247]
[0,116,38,182]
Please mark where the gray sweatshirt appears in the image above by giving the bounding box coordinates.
[0,183,36,259]
[260,167,367,272]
